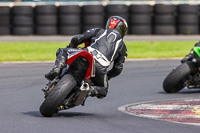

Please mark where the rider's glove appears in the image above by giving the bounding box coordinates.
[180,55,193,63]
[181,57,189,63]
[107,72,111,80]
[66,45,71,48]
[181,49,194,63]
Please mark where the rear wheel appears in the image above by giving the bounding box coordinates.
[163,61,198,93]
[40,74,77,117]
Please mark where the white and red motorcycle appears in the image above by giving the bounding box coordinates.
[40,50,95,117]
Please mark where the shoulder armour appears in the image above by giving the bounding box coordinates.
[107,29,121,43]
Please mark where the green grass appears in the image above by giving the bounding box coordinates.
[126,41,195,58]
[0,42,67,61]
[0,41,196,62]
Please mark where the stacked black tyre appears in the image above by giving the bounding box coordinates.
[0,6,10,35]
[82,5,105,32]
[12,6,34,35]
[129,4,152,35]
[58,5,81,35]
[35,5,57,35]
[177,4,199,35]
[153,4,176,35]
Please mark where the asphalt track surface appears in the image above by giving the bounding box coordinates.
[1,59,200,133]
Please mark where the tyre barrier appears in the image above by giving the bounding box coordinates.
[35,5,57,35]
[153,4,176,35]
[58,5,81,35]
[82,5,105,32]
[1,4,200,35]
[12,6,34,35]
[130,4,152,35]
[0,6,10,35]
[177,4,199,35]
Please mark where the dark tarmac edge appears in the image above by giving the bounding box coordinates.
[0,35,200,42]
[0,58,182,64]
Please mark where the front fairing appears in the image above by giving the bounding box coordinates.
[193,47,200,66]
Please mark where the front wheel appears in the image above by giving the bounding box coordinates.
[163,61,198,93]
[40,74,77,117]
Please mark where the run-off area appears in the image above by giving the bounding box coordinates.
[118,97,200,126]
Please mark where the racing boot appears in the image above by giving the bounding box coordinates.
[45,55,67,81]
[88,86,108,99]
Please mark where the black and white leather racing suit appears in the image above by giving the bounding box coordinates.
[56,28,127,98]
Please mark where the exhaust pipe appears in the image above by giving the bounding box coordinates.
[73,83,90,106]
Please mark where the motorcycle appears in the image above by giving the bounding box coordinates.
[163,47,200,93]
[39,50,95,117]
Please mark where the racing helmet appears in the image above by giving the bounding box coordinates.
[106,16,128,38]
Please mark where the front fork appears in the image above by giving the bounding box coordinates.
[185,71,200,89]
[42,76,60,98]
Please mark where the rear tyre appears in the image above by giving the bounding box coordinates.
[40,74,77,117]
[163,61,198,93]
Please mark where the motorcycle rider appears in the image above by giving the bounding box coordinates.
[181,41,200,63]
[45,16,128,99]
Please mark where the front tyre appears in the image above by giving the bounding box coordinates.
[163,61,198,93]
[40,74,77,117]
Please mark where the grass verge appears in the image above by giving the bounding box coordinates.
[0,41,196,62]
[126,41,195,58]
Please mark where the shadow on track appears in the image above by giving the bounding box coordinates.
[54,112,94,117]
[158,89,200,94]
[22,111,94,118]
[22,111,42,117]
